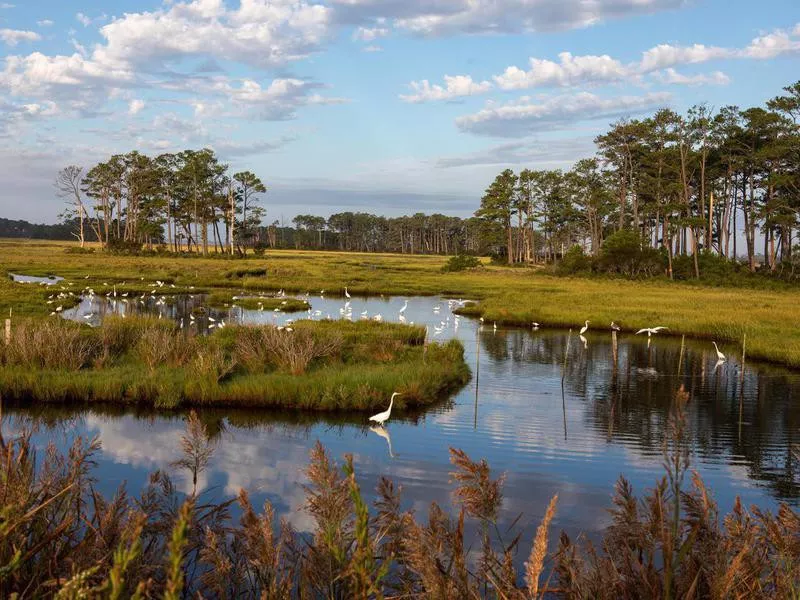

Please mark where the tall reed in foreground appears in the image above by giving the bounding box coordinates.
[0,390,797,598]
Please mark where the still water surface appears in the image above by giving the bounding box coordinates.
[5,292,800,550]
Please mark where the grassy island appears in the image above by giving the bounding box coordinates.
[0,315,469,411]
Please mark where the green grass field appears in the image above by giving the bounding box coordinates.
[2,239,800,367]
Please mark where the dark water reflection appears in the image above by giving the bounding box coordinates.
[4,295,800,554]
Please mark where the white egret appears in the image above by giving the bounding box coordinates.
[345,286,351,299]
[636,326,669,337]
[712,341,725,361]
[532,322,540,329]
[611,321,621,331]
[579,320,590,335]
[369,392,401,426]
[399,300,408,315]
[493,322,497,332]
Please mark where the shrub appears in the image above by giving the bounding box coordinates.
[598,230,663,278]
[557,245,592,274]
[442,254,481,273]
[63,246,95,254]
[106,237,144,255]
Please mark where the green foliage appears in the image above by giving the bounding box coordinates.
[442,254,481,272]
[106,238,144,255]
[598,230,663,278]
[557,245,592,275]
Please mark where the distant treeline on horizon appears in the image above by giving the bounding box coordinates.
[0,217,81,241]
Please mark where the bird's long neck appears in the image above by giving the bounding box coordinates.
[389,395,394,410]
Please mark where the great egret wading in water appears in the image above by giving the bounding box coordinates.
[369,392,401,426]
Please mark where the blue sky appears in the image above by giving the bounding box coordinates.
[1,0,799,223]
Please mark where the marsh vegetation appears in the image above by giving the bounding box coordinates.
[0,315,468,410]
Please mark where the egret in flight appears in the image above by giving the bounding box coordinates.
[712,341,726,361]
[369,392,401,426]
[579,320,590,335]
[636,326,668,337]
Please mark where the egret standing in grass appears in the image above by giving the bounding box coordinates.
[370,392,401,426]
[580,320,590,335]
[712,341,726,361]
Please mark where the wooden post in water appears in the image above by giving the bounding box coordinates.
[677,335,686,375]
[611,330,618,371]
[561,329,572,440]
[474,328,481,430]
[738,333,747,441]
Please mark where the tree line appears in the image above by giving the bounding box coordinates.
[57,149,267,255]
[53,80,798,268]
[477,80,800,276]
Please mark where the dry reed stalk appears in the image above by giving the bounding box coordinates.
[526,494,558,598]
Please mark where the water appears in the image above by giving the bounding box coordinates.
[8,272,64,285]
[5,292,800,552]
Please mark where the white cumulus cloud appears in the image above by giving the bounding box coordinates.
[651,68,730,86]
[400,75,492,103]
[455,91,671,137]
[494,51,628,90]
[0,28,41,46]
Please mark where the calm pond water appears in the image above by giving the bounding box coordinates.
[5,291,800,554]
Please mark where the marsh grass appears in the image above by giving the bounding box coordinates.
[2,391,798,598]
[0,316,467,411]
[4,240,800,367]
[206,291,310,312]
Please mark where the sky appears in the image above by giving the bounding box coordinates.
[0,0,799,225]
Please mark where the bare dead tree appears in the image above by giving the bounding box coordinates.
[55,166,87,248]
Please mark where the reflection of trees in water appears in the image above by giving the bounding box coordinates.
[590,339,799,502]
[478,330,800,502]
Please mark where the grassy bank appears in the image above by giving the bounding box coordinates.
[0,316,469,411]
[2,239,800,367]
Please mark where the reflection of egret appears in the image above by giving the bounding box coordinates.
[579,320,590,335]
[712,341,726,361]
[636,326,668,337]
[580,334,588,349]
[370,425,395,458]
[369,392,401,425]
